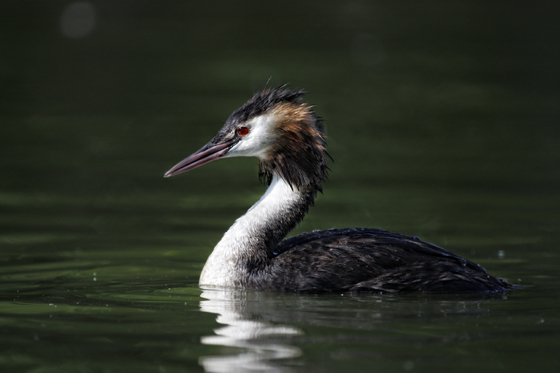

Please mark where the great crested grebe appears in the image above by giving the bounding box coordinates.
[164,86,513,294]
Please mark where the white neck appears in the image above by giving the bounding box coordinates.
[199,175,305,288]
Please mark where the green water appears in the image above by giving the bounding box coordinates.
[1,1,560,372]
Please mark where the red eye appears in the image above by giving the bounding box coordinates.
[237,126,249,136]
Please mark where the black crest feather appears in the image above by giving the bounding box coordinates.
[244,87,331,192]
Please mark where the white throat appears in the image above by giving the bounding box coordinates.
[199,175,303,288]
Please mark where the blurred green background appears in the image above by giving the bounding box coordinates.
[1,1,559,372]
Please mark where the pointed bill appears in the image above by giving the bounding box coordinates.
[164,141,235,178]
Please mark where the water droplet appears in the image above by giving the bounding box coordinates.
[498,250,505,259]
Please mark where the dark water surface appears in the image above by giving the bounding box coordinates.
[1,1,560,372]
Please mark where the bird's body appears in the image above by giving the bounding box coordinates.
[165,87,513,294]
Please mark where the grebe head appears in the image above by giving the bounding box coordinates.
[164,86,330,191]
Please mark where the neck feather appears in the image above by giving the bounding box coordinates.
[199,175,316,288]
